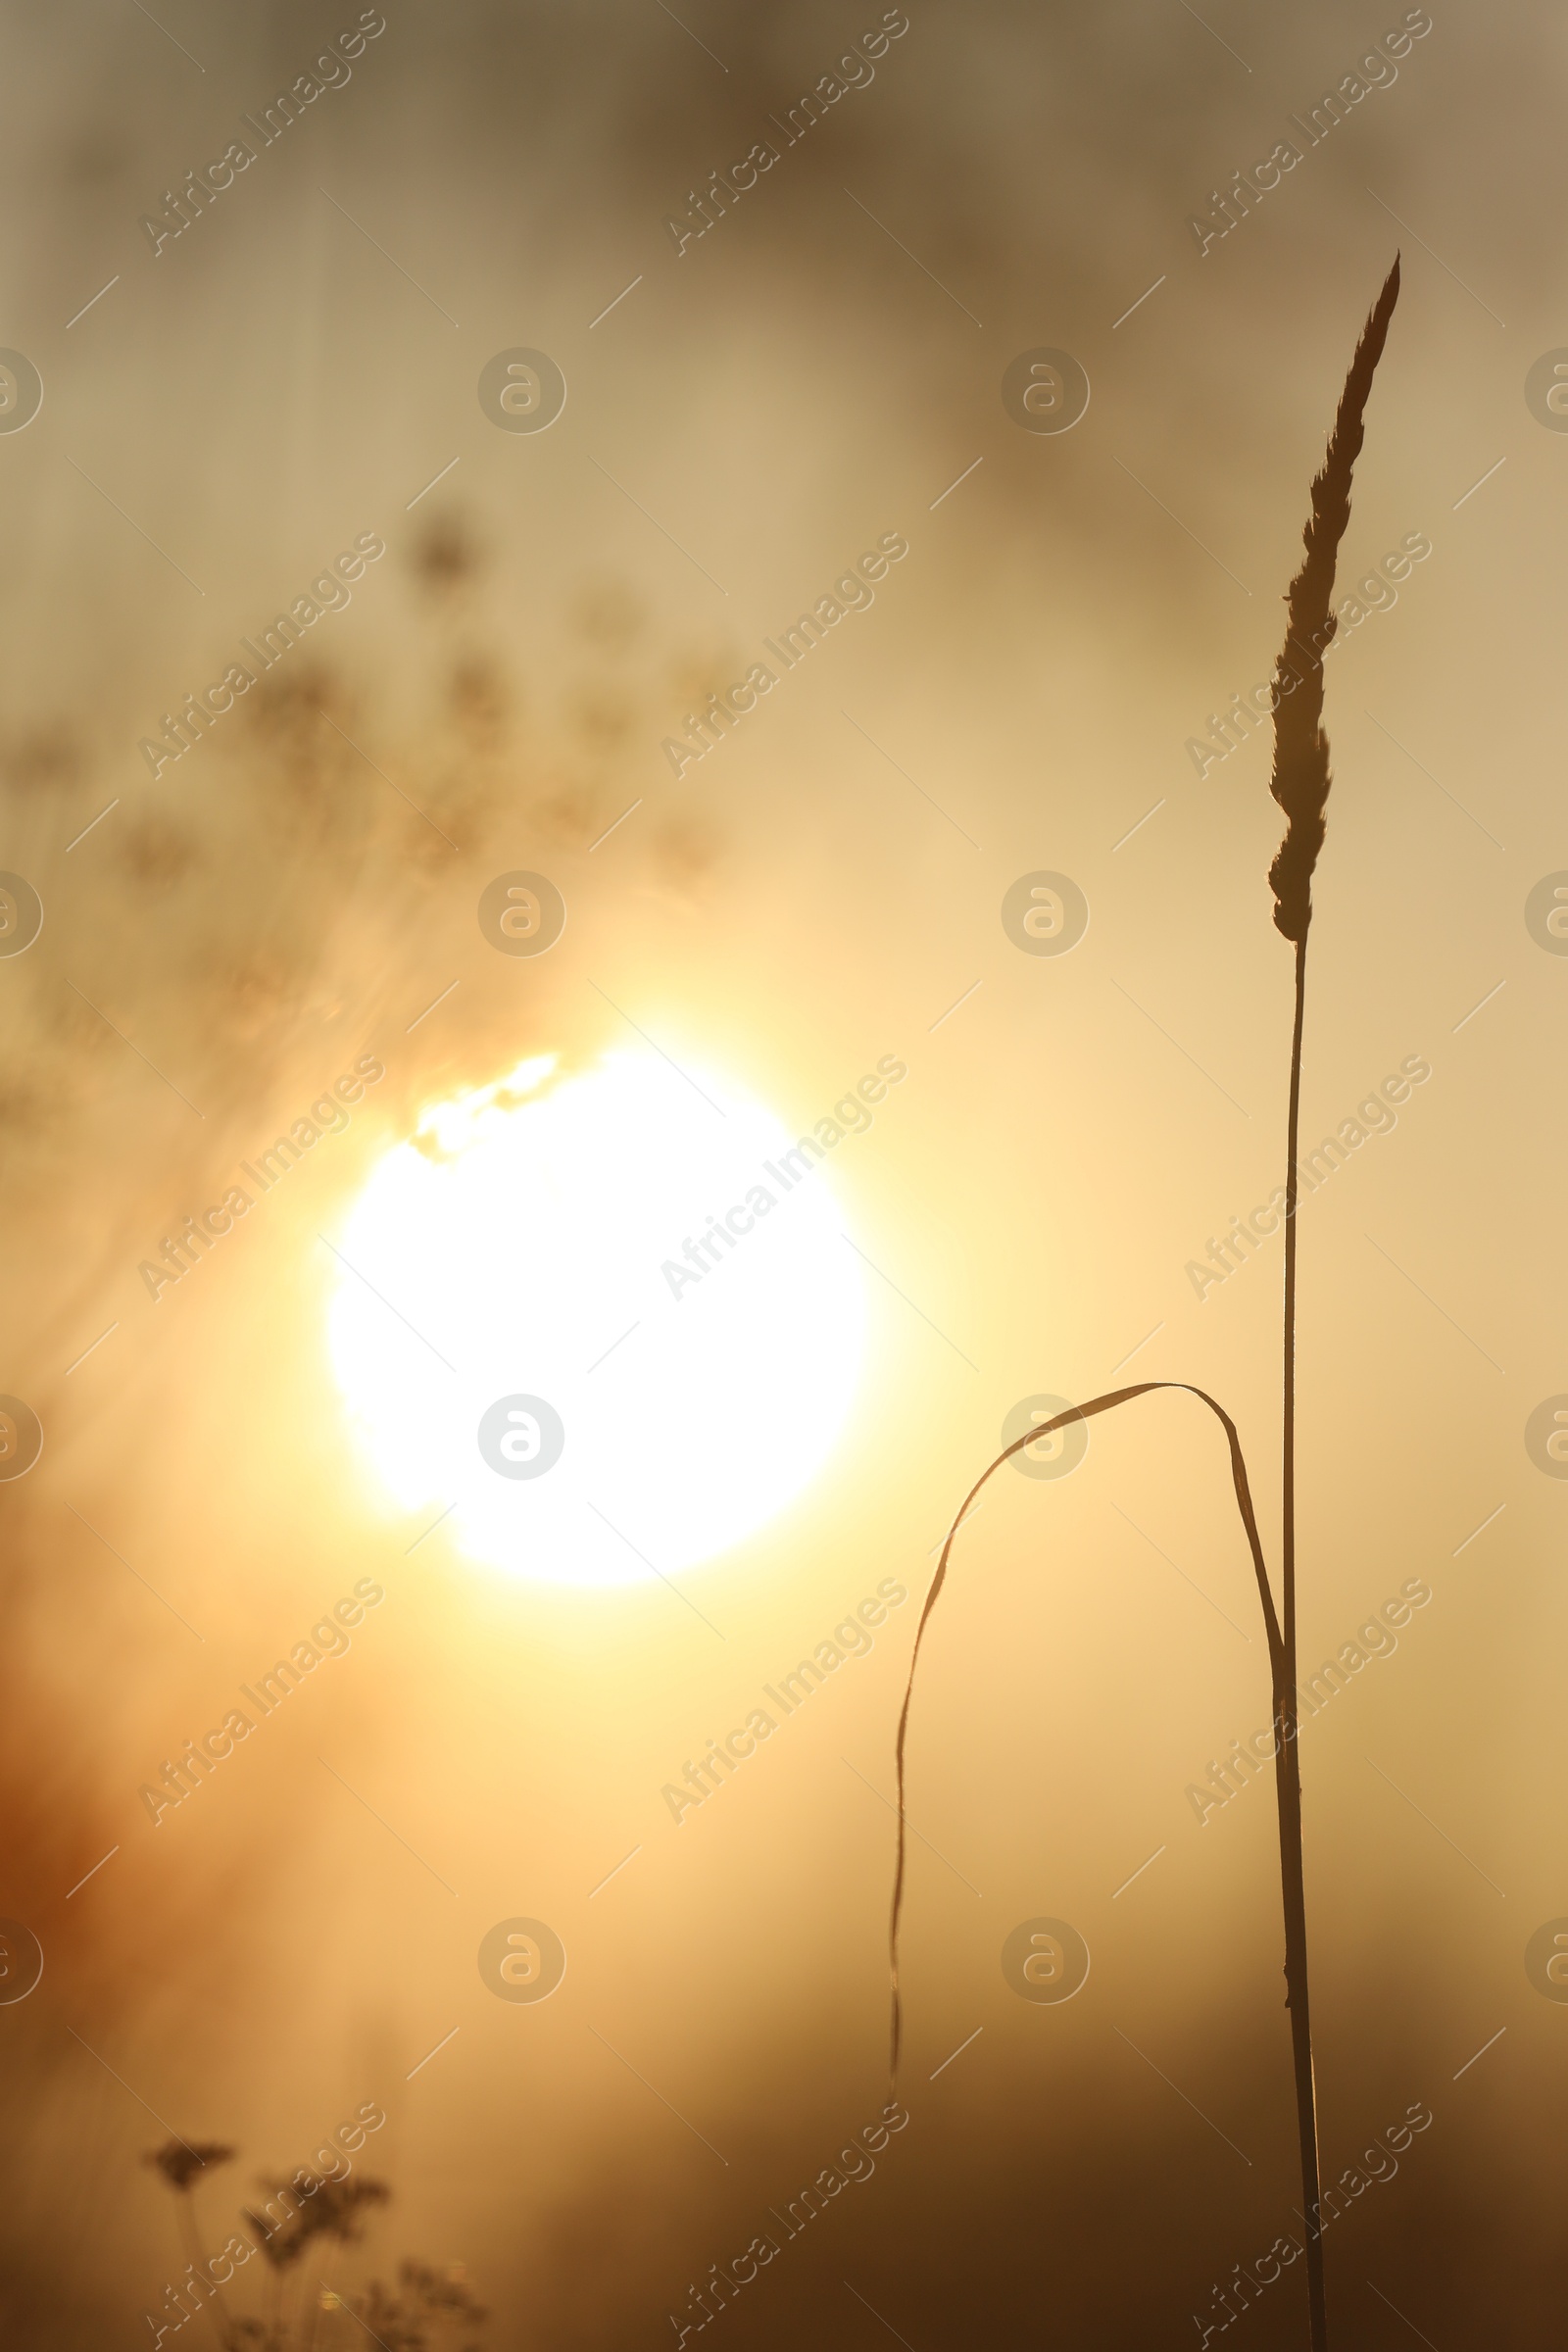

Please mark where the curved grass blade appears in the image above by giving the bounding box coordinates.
[888,1380,1282,2083]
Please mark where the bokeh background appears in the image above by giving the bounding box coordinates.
[1,0,1562,2343]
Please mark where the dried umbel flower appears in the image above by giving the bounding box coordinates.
[1267,256,1401,943]
[353,2257,490,2352]
[243,2172,391,2267]
[143,2139,234,2193]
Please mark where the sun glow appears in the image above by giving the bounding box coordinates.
[327,1050,866,1587]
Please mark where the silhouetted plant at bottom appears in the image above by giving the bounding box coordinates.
[348,2260,490,2352]
[236,2172,391,2350]
[144,2140,237,2349]
[145,2136,485,2351]
[887,257,1402,2352]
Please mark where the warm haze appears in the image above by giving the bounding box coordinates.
[0,4,1559,2347]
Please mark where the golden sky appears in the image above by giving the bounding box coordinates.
[0,1,1559,2345]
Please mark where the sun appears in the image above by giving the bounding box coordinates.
[326,1050,866,1587]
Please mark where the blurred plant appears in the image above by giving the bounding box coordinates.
[146,2140,238,2192]
[887,257,1402,2352]
[243,2174,392,2270]
[144,2140,236,2347]
[347,2260,489,2352]
[146,2136,481,2351]
[240,2173,392,2347]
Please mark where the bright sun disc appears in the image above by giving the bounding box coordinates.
[327,1051,866,1587]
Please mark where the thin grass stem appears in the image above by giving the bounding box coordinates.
[175,2194,234,2349]
[1279,932,1329,2350]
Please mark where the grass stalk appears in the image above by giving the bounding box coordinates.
[1269,257,1400,2349]
[1276,931,1325,2347]
[176,2192,235,2351]
[887,258,1402,2352]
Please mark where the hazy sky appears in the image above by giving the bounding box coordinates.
[0,2,1561,2346]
